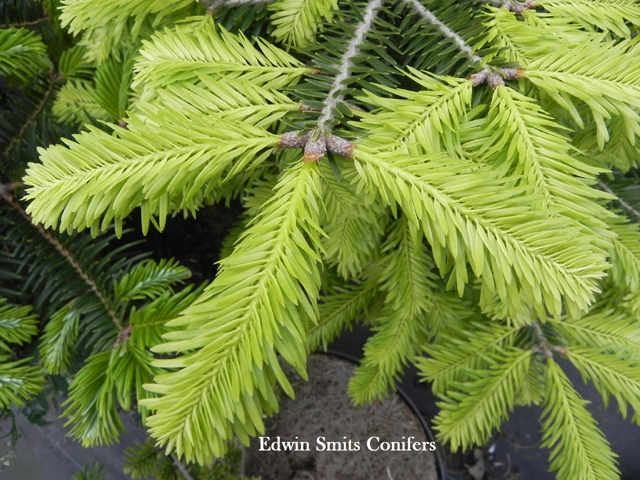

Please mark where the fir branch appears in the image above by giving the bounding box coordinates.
[606,216,640,293]
[269,0,339,47]
[204,0,273,9]
[552,308,640,356]
[400,2,526,88]
[279,0,386,158]
[2,78,56,159]
[0,187,123,331]
[317,0,384,129]
[402,0,482,64]
[418,321,520,394]
[353,146,609,318]
[567,347,640,423]
[598,179,640,223]
[536,0,640,38]
[531,321,553,359]
[308,280,378,352]
[434,348,533,451]
[541,359,619,480]
[0,14,49,29]
[143,162,325,462]
[171,454,196,480]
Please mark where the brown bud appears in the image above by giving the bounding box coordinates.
[469,68,490,87]
[487,72,505,89]
[505,0,535,14]
[299,104,322,112]
[326,134,355,158]
[502,68,525,81]
[278,131,310,149]
[304,136,327,163]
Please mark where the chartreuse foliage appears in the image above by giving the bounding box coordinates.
[142,161,323,462]
[268,0,339,47]
[17,1,640,479]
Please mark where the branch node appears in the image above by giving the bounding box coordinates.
[470,67,524,89]
[502,0,535,14]
[278,130,310,149]
[114,325,132,348]
[326,133,355,159]
[304,134,327,163]
[279,130,355,162]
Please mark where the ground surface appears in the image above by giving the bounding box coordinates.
[0,405,146,480]
[244,354,438,480]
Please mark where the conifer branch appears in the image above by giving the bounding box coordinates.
[0,14,49,29]
[478,0,535,12]
[279,0,382,160]
[402,0,524,88]
[531,321,553,359]
[597,180,640,223]
[317,0,384,129]
[170,454,196,480]
[402,0,483,64]
[0,184,124,331]
[2,78,57,159]
[203,0,273,12]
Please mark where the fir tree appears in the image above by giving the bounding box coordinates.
[10,1,640,479]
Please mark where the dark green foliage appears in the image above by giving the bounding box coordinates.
[123,439,257,480]
[5,1,640,480]
[71,463,107,480]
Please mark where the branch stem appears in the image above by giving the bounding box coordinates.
[317,0,384,129]
[2,79,56,159]
[0,185,124,330]
[597,180,640,223]
[477,0,534,11]
[531,321,552,359]
[202,0,274,12]
[0,14,49,29]
[171,454,196,480]
[402,0,483,64]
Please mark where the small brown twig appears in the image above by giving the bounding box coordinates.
[597,179,640,223]
[2,78,57,159]
[0,184,124,332]
[530,321,552,359]
[171,454,197,480]
[0,14,49,29]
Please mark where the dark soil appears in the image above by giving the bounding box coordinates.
[244,355,438,480]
